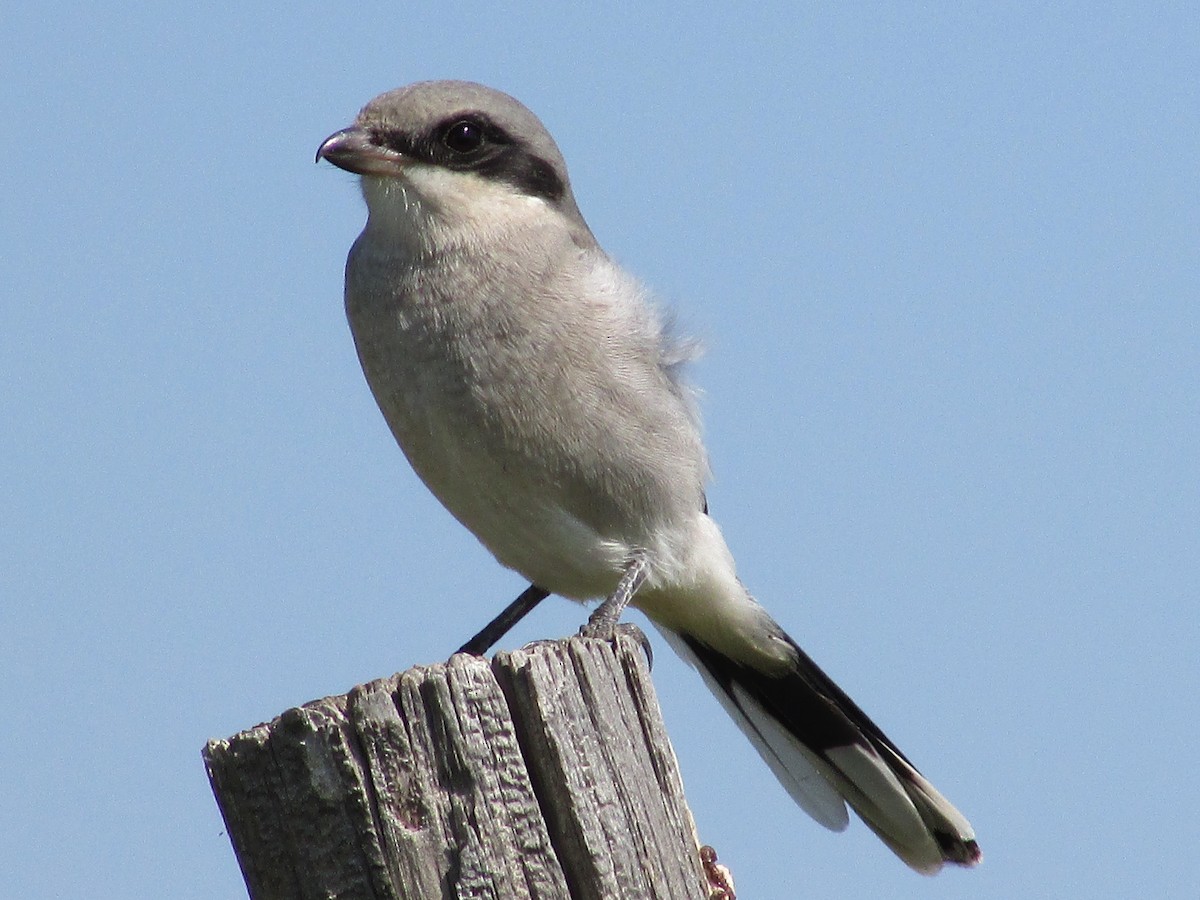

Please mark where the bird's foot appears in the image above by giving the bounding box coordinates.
[578,555,648,639]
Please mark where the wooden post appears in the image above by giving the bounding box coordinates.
[204,635,714,900]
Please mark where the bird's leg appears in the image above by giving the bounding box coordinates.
[579,554,649,640]
[455,584,551,656]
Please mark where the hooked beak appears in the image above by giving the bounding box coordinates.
[316,126,407,177]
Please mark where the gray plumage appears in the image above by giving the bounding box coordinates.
[318,80,980,874]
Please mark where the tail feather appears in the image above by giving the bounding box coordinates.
[663,627,981,874]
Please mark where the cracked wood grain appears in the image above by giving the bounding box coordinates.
[204,636,710,900]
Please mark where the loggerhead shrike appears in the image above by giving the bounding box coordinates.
[317,80,981,874]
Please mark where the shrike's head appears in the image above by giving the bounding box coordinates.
[318,81,594,249]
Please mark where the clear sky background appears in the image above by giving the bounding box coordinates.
[2,4,1196,898]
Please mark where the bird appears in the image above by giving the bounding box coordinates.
[317,80,981,874]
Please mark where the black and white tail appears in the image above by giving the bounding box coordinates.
[664,626,981,874]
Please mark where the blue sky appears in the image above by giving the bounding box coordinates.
[2,4,1197,898]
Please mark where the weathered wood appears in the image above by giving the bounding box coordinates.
[204,635,712,900]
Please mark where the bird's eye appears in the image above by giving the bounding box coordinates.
[441,120,485,154]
